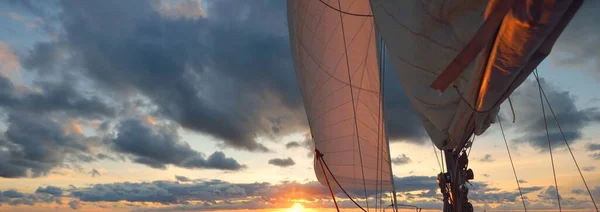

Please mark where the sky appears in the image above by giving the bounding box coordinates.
[0,0,599,211]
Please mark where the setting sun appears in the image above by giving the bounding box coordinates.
[287,203,304,212]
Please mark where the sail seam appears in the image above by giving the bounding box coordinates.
[318,0,373,17]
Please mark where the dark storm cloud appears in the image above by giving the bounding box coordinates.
[17,0,309,152]
[18,0,431,156]
[381,56,428,144]
[35,186,64,196]
[509,78,600,151]
[0,75,115,119]
[0,189,60,206]
[70,179,330,205]
[285,141,301,149]
[0,112,97,178]
[175,175,191,182]
[550,0,600,78]
[393,176,438,193]
[391,154,412,165]
[89,169,101,177]
[69,200,82,209]
[479,154,495,163]
[587,143,600,151]
[267,157,295,167]
[111,119,245,171]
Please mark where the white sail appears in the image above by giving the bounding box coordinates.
[287,0,392,190]
[371,0,580,150]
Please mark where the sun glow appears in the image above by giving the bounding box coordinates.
[287,203,304,212]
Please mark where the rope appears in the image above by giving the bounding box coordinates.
[317,154,340,212]
[498,115,528,212]
[318,0,373,17]
[534,69,561,212]
[432,142,443,173]
[318,149,368,212]
[375,33,384,212]
[507,96,516,123]
[336,0,370,210]
[533,71,598,212]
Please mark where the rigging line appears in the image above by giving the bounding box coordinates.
[467,134,476,157]
[318,155,341,212]
[318,0,373,17]
[319,150,368,212]
[375,31,385,212]
[336,0,370,210]
[498,115,528,212]
[432,142,443,173]
[534,69,562,212]
[533,71,599,212]
[508,96,516,123]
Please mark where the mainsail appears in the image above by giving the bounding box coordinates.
[287,0,393,191]
[288,0,587,211]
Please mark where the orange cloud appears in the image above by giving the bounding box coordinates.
[0,42,20,77]
[143,115,157,125]
[64,119,84,135]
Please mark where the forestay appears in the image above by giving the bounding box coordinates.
[287,0,392,190]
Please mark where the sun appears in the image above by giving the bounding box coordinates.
[287,202,304,212]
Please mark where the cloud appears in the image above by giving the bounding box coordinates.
[392,154,412,165]
[111,119,245,171]
[155,0,205,19]
[175,175,191,182]
[587,143,600,151]
[89,169,101,177]
[0,111,99,178]
[381,57,428,144]
[509,78,600,151]
[518,179,528,184]
[16,0,432,156]
[69,200,82,209]
[479,154,495,163]
[35,186,63,196]
[267,157,295,167]
[482,174,490,177]
[0,189,59,206]
[0,42,20,77]
[0,75,116,120]
[550,0,600,79]
[70,179,331,206]
[582,166,596,172]
[592,153,600,160]
[16,0,309,153]
[285,141,301,149]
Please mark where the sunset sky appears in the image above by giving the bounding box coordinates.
[0,0,599,211]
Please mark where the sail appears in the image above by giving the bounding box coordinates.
[287,0,392,191]
[371,0,582,150]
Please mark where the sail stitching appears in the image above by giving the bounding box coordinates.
[318,0,373,17]
[371,2,459,52]
[337,0,370,209]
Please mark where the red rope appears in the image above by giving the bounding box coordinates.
[317,152,340,212]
